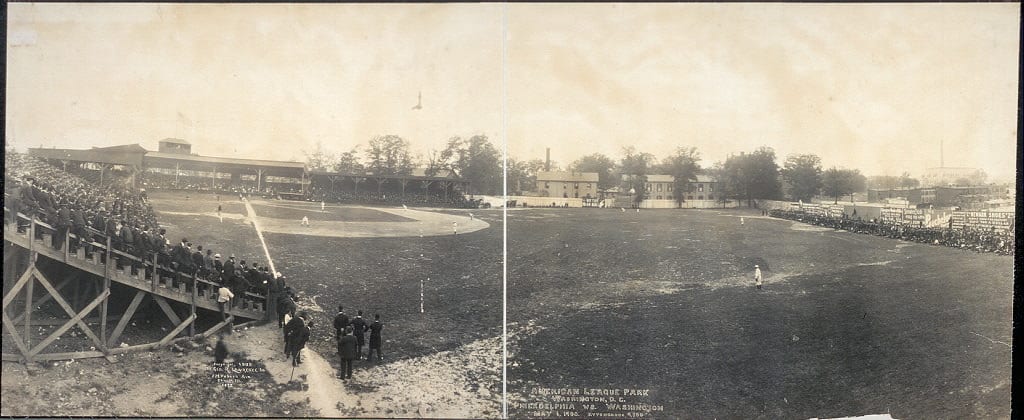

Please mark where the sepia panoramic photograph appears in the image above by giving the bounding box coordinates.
[3,3,1019,419]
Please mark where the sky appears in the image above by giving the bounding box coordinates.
[6,3,1020,182]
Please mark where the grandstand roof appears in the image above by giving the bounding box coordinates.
[160,138,190,145]
[536,171,599,182]
[143,152,305,177]
[28,144,147,167]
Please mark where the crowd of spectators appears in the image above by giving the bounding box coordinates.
[769,209,1014,255]
[4,153,289,309]
[140,173,280,198]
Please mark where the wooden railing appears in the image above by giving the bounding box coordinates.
[3,208,268,320]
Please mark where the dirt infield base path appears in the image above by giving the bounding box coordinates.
[249,200,490,238]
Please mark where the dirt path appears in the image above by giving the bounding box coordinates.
[241,324,502,418]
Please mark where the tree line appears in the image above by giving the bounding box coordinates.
[306,137,916,204]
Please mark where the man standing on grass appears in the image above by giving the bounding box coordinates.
[754,265,763,290]
[338,326,358,379]
[367,314,384,362]
[301,215,310,227]
[349,310,369,360]
[333,305,349,339]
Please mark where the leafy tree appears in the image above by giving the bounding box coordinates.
[571,153,618,190]
[716,147,782,206]
[897,172,920,188]
[366,135,415,176]
[334,148,365,174]
[439,135,502,195]
[868,172,920,190]
[822,167,867,203]
[303,141,336,172]
[620,146,655,203]
[657,147,701,205]
[781,154,823,202]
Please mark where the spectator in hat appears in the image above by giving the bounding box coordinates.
[368,314,384,362]
[338,326,358,379]
[332,305,349,339]
[349,310,369,360]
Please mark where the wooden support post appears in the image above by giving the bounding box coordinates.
[151,254,159,292]
[190,277,197,337]
[107,291,146,348]
[24,269,34,352]
[100,267,112,352]
[104,236,112,284]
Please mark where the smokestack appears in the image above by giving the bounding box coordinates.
[546,148,550,171]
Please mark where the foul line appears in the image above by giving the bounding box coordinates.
[970,331,1011,349]
[244,199,277,275]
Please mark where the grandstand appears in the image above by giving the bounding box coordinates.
[3,152,274,363]
[28,142,475,208]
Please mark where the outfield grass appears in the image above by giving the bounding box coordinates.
[506,208,1011,419]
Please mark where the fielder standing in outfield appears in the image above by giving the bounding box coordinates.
[301,216,310,227]
[754,265,763,290]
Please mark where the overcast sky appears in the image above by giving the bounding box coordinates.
[6,3,1020,181]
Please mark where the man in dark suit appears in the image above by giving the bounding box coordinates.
[54,201,71,250]
[332,305,349,339]
[191,246,205,279]
[337,326,358,379]
[368,314,384,362]
[284,312,306,359]
[277,289,296,329]
[349,310,369,360]
[288,320,311,366]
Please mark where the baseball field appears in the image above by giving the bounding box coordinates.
[147,191,1011,419]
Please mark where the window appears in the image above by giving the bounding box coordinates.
[668,185,673,192]
[698,195,704,200]
[545,182,550,188]
[698,184,704,192]
[687,195,694,200]
[646,185,652,192]
[708,195,714,200]
[657,184,662,192]
[709,185,714,192]
[656,195,662,200]
[574,183,579,189]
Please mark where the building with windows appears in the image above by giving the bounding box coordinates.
[644,175,674,200]
[535,171,599,198]
[620,173,725,208]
